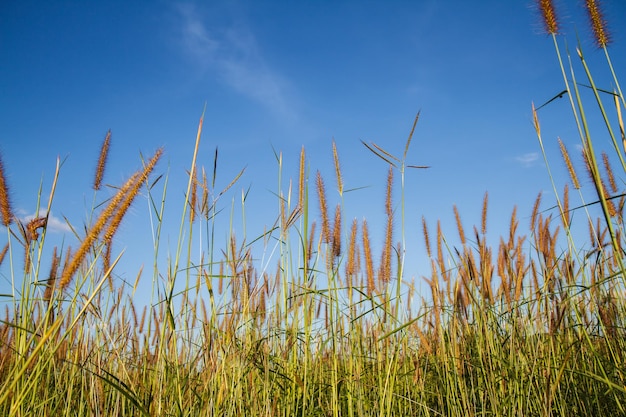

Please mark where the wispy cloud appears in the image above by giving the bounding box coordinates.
[177,3,297,121]
[515,152,539,167]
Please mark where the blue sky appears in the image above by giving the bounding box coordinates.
[1,1,625,305]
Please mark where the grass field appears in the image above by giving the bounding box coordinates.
[1,1,626,415]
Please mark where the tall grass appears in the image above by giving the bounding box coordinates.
[1,1,626,415]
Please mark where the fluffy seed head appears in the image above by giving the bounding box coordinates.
[584,0,611,48]
[0,153,13,227]
[316,171,330,244]
[332,140,343,196]
[331,204,342,258]
[558,138,581,189]
[537,0,559,34]
[94,130,111,191]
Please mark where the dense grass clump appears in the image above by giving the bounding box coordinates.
[1,1,626,415]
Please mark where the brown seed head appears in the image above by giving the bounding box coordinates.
[453,205,466,245]
[316,171,330,244]
[0,153,13,227]
[558,138,581,190]
[26,216,47,241]
[362,219,375,295]
[601,152,618,194]
[481,192,488,235]
[584,0,611,48]
[61,148,163,290]
[537,0,559,34]
[331,204,342,258]
[0,243,8,268]
[345,218,358,277]
[332,140,343,197]
[44,246,60,302]
[422,216,432,258]
[94,130,111,191]
[298,146,305,208]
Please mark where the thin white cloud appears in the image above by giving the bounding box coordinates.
[515,152,539,167]
[177,3,297,121]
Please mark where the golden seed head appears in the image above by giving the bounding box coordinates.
[0,243,8,268]
[316,171,331,244]
[601,152,618,194]
[44,246,60,302]
[453,205,466,245]
[537,0,559,34]
[584,0,611,48]
[298,146,305,208]
[422,217,432,258]
[332,140,343,196]
[331,204,342,258]
[189,167,198,223]
[26,216,47,241]
[481,192,488,235]
[0,153,14,227]
[94,130,111,191]
[362,219,375,295]
[530,193,542,232]
[345,218,358,277]
[385,165,393,217]
[558,138,581,190]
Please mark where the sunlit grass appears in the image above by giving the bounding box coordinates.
[1,1,626,415]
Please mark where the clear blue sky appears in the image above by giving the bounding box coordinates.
[1,1,625,305]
